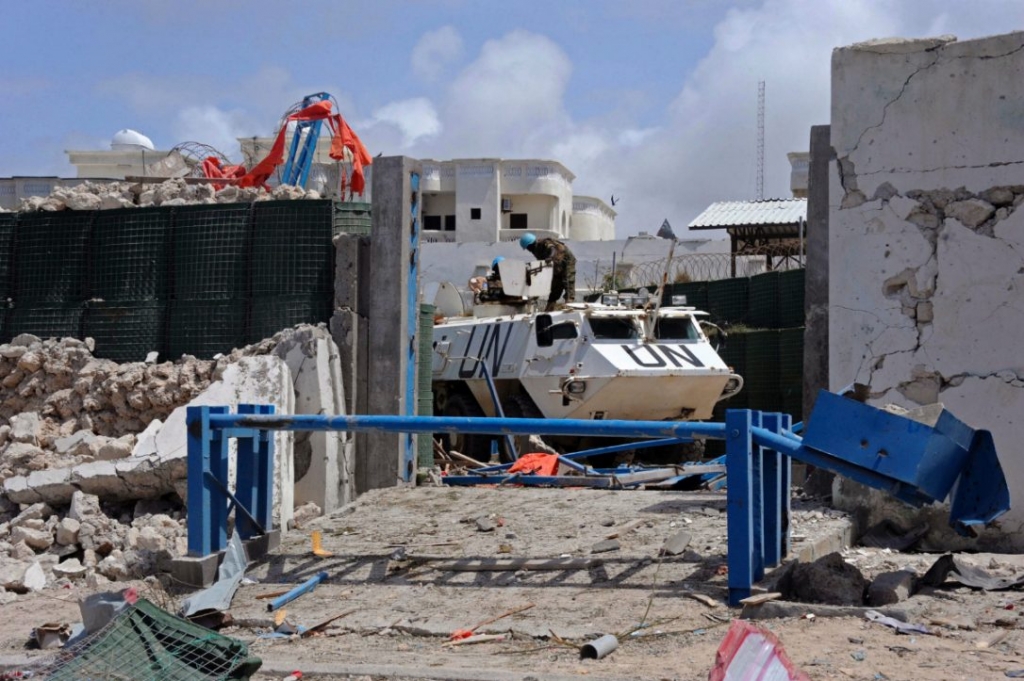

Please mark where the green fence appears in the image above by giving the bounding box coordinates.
[14,211,93,303]
[83,301,165,363]
[0,200,369,358]
[91,208,172,300]
[333,201,372,236]
[0,213,16,300]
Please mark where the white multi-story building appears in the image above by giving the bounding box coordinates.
[418,159,616,243]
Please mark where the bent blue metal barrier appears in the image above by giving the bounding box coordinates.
[185,390,1010,605]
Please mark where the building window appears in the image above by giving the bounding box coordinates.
[444,215,456,231]
[509,213,528,230]
[424,215,441,231]
[470,208,481,220]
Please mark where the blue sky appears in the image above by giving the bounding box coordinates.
[2,0,1020,235]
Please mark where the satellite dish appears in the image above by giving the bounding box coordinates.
[432,281,465,318]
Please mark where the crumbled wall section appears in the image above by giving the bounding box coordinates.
[0,178,323,213]
[829,31,1024,546]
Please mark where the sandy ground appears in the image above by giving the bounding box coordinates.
[1,486,1023,680]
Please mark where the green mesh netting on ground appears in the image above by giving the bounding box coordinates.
[251,200,334,296]
[172,204,252,300]
[90,207,172,300]
[13,211,94,303]
[37,599,261,681]
[84,300,166,363]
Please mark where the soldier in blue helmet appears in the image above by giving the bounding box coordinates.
[475,256,509,303]
[519,232,576,311]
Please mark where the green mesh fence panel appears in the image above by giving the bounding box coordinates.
[778,268,806,328]
[251,201,334,296]
[0,302,9,343]
[717,331,748,410]
[706,278,749,327]
[0,213,15,300]
[84,300,166,363]
[36,599,261,681]
[744,329,782,412]
[333,201,372,236]
[245,293,332,344]
[748,271,781,329]
[172,204,252,300]
[13,211,93,303]
[8,302,84,340]
[90,207,171,300]
[779,327,804,421]
[664,281,708,311]
[169,300,247,359]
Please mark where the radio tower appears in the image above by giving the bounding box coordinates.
[756,81,765,201]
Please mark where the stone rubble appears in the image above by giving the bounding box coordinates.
[0,325,330,597]
[5,178,324,213]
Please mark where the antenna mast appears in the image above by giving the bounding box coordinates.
[756,80,765,201]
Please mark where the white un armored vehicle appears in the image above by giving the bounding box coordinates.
[430,259,743,460]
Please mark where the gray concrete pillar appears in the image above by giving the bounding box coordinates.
[362,156,422,493]
[804,125,833,420]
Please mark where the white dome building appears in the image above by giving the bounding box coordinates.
[66,129,170,179]
[110,129,156,151]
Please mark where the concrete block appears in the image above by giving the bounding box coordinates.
[868,569,916,606]
[169,529,279,588]
[10,412,41,444]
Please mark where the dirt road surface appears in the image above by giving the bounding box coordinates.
[1,486,1022,679]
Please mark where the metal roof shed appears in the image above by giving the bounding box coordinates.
[688,199,807,276]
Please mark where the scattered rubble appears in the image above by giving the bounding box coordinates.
[8,178,325,213]
[0,324,339,595]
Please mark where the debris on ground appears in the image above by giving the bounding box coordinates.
[922,553,1024,590]
[10,596,261,680]
[775,552,868,605]
[709,620,810,681]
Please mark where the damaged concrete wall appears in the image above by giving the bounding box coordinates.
[829,31,1024,547]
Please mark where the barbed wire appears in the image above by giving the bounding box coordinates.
[593,245,805,290]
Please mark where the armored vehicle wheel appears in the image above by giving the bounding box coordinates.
[440,392,492,461]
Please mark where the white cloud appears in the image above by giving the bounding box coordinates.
[369,98,442,148]
[173,106,252,161]
[411,26,464,82]
[437,31,573,157]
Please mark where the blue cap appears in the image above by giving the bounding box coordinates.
[491,256,505,270]
[519,233,537,249]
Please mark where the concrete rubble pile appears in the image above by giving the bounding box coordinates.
[4,178,322,213]
[0,324,339,600]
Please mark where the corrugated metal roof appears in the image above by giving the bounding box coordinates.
[688,199,807,229]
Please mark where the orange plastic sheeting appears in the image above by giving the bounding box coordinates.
[201,157,246,190]
[237,101,373,195]
[508,453,560,477]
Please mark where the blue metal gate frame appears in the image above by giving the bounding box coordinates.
[184,392,1009,606]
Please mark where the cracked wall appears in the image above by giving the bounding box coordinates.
[829,31,1024,547]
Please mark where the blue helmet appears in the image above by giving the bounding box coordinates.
[519,232,537,249]
[491,256,505,270]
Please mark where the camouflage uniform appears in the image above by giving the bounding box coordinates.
[527,238,576,310]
